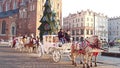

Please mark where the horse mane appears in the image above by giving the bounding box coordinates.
[85,36,101,48]
[85,37,94,44]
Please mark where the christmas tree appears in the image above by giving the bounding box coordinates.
[38,0,59,41]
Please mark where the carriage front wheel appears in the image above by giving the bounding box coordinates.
[52,50,61,63]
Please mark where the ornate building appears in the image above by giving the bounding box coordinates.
[63,9,108,42]
[0,0,62,40]
[63,10,94,41]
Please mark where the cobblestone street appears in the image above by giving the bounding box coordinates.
[0,45,119,68]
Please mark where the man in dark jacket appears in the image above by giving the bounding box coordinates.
[58,29,65,44]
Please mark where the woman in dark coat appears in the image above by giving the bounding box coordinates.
[65,30,71,43]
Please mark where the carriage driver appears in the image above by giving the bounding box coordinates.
[58,29,65,44]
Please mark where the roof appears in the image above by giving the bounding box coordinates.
[0,8,19,18]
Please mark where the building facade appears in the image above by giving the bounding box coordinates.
[0,0,62,40]
[0,0,19,40]
[95,13,108,42]
[63,9,108,42]
[108,17,120,41]
[63,10,94,41]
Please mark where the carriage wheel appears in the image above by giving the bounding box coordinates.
[52,50,61,63]
[37,46,42,57]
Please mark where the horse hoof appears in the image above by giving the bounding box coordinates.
[74,63,77,67]
[87,64,90,68]
[80,61,83,64]
[95,65,97,67]
[95,63,97,67]
[72,61,74,65]
[83,66,85,68]
[87,66,90,68]
[90,63,92,67]
[90,64,92,67]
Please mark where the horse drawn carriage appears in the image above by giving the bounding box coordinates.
[37,35,72,62]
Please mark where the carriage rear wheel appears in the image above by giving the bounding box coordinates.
[52,50,61,63]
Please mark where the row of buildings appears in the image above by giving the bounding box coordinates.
[0,0,120,43]
[63,9,120,43]
[0,0,62,40]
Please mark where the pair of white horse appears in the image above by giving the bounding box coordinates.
[71,37,104,68]
[12,37,37,53]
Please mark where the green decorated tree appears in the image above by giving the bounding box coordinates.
[38,0,59,41]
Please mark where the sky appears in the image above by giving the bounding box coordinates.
[62,0,120,18]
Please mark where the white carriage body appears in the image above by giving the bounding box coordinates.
[43,35,58,52]
[43,35,72,53]
[38,35,72,62]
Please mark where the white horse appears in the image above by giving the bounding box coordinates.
[71,36,104,68]
[14,37,24,51]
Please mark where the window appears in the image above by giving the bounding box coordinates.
[87,18,89,21]
[86,30,89,35]
[57,12,59,17]
[72,37,75,41]
[87,23,89,26]
[91,30,93,35]
[0,5,2,12]
[80,37,84,41]
[81,18,83,21]
[91,18,93,22]
[76,19,77,22]
[78,19,80,22]
[72,24,74,28]
[19,10,23,18]
[33,4,35,10]
[81,29,84,35]
[76,37,79,41]
[73,20,74,23]
[13,1,17,9]
[77,24,78,27]
[91,24,93,27]
[6,2,9,11]
[12,27,15,35]
[30,5,32,11]
[117,26,119,29]
[81,23,83,27]
[76,29,79,35]
[72,30,75,35]
[1,21,6,34]
[57,4,59,9]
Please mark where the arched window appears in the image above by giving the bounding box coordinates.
[1,20,6,34]
[0,5,2,12]
[12,26,15,35]
[6,2,10,11]
[13,1,17,9]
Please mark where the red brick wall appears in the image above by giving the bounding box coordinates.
[0,0,19,40]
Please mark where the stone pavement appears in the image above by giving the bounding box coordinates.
[0,45,119,68]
